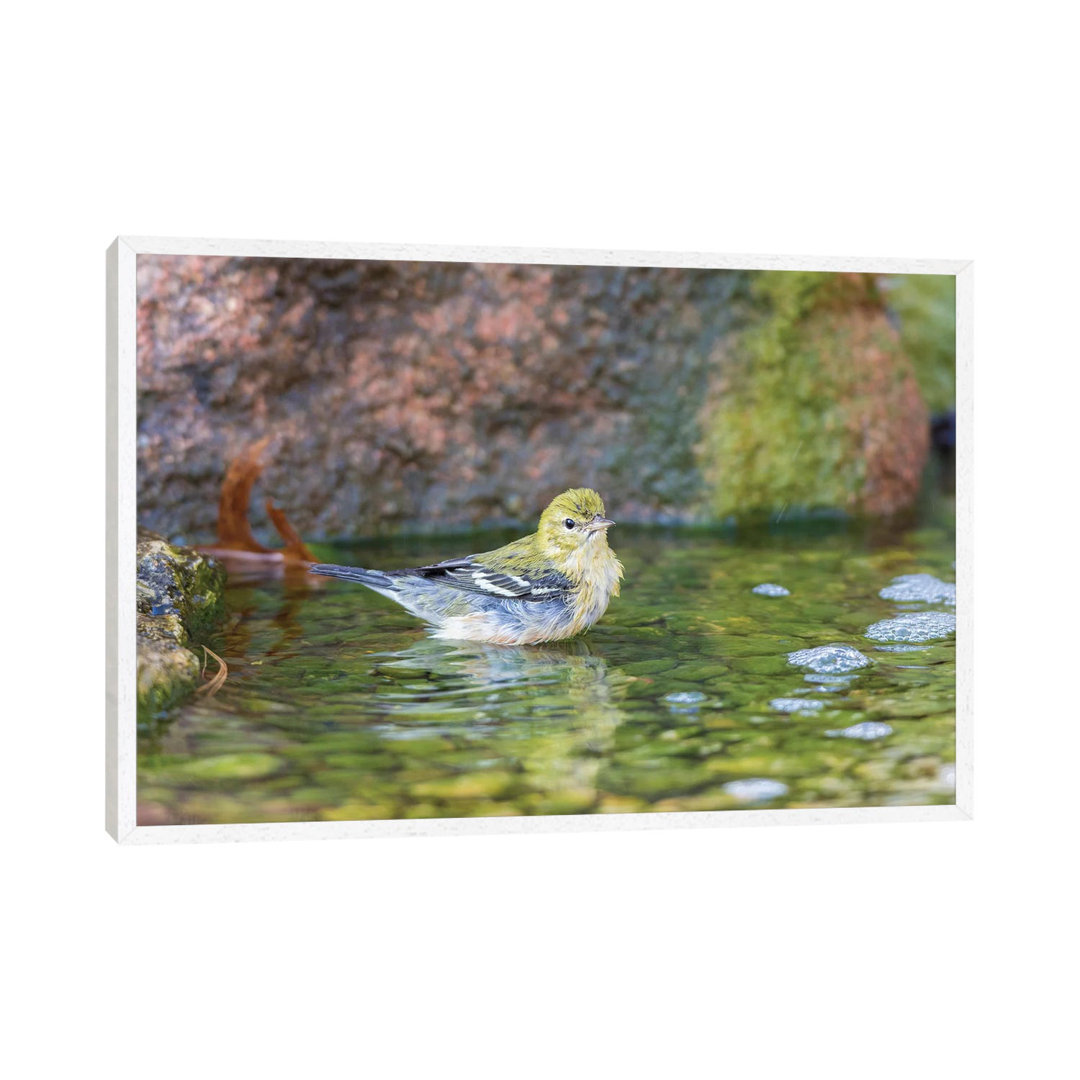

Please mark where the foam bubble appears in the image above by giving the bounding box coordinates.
[787,644,872,673]
[722,779,789,802]
[804,673,855,691]
[880,573,956,605]
[752,583,790,597]
[770,697,824,713]
[825,721,894,740]
[865,612,956,642]
[664,691,707,705]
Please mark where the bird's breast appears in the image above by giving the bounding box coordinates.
[565,547,623,635]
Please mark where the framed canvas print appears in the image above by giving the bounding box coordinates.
[106,238,971,843]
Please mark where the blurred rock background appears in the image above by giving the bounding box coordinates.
[136,255,953,541]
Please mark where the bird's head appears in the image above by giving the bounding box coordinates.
[537,488,616,568]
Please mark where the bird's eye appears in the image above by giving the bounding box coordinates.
[564,518,576,530]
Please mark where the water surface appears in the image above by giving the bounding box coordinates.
[138,511,956,824]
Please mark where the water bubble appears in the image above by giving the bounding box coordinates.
[664,691,707,705]
[722,778,789,803]
[770,697,824,713]
[752,583,790,597]
[865,612,956,642]
[787,644,871,673]
[804,673,854,691]
[825,721,894,740]
[879,573,956,605]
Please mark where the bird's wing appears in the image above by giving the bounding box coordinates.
[408,557,572,601]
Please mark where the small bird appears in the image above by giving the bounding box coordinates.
[309,488,623,645]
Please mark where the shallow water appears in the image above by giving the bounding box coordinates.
[138,508,957,824]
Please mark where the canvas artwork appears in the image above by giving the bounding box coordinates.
[113,241,966,839]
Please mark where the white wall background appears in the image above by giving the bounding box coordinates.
[4,3,1076,1077]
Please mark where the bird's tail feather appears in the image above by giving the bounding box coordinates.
[309,564,396,590]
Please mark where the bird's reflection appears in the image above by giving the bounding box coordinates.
[365,637,629,803]
[382,634,606,683]
[176,571,635,811]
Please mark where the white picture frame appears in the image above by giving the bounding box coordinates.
[106,236,972,844]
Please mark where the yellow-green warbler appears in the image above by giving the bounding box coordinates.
[309,488,623,644]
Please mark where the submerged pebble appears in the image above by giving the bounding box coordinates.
[879,573,956,605]
[787,643,871,674]
[865,611,956,642]
[752,583,790,597]
[722,778,789,802]
[770,697,824,713]
[825,721,893,740]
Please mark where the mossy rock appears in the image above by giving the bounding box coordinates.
[136,529,225,638]
[137,639,203,718]
[699,271,930,521]
[136,529,225,722]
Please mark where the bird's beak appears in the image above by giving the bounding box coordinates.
[586,517,615,532]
